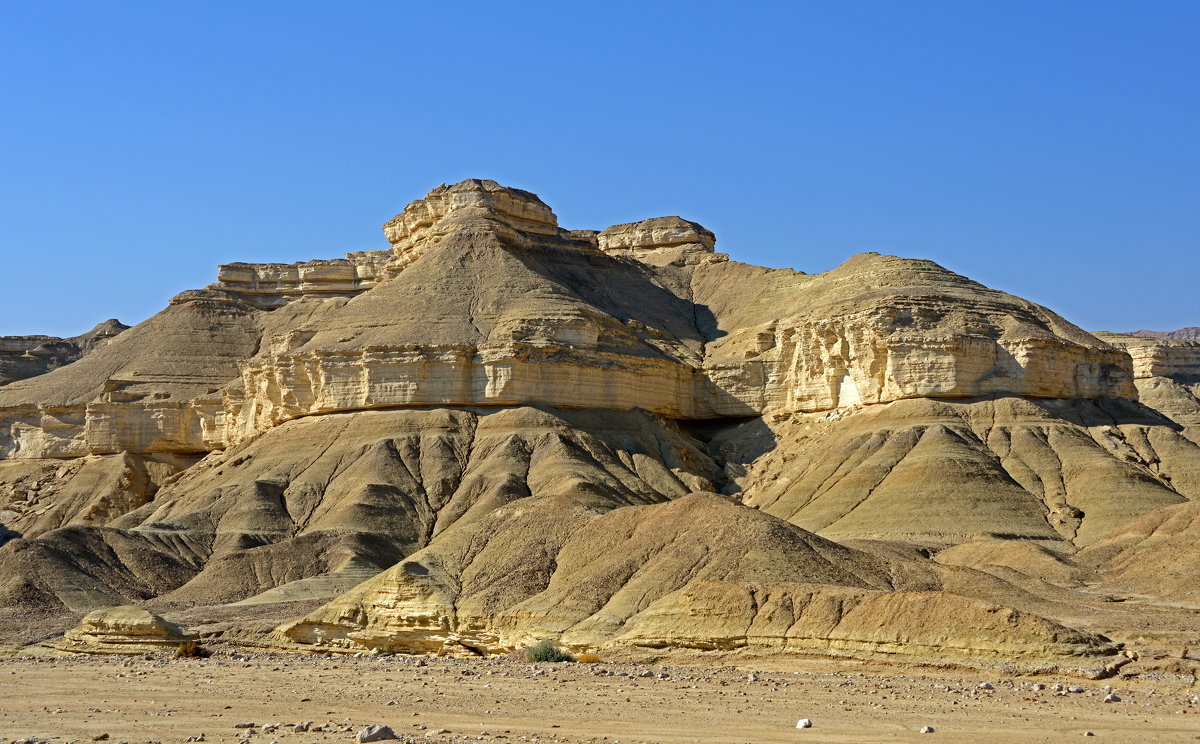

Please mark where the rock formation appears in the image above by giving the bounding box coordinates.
[0,179,1196,674]
[50,605,194,654]
[0,319,128,386]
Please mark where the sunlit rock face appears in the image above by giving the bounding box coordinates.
[0,179,1140,458]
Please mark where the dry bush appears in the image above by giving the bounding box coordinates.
[576,652,603,663]
[176,640,212,658]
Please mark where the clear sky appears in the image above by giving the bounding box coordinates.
[1,1,1196,337]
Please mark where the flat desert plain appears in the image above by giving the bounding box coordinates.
[2,652,1198,744]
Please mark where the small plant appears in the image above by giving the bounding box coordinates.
[576,652,603,663]
[525,640,576,663]
[176,640,212,658]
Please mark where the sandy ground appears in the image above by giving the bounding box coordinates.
[1,652,1198,744]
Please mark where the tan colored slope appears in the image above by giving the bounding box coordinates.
[279,493,1125,677]
[0,406,719,628]
[733,397,1190,546]
[934,540,1095,589]
[1077,501,1200,605]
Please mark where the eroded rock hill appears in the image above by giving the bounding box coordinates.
[0,319,128,387]
[1,179,1196,676]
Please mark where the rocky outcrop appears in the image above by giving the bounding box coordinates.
[1094,332,1200,434]
[598,216,724,266]
[52,605,194,654]
[1099,333,1200,381]
[215,251,392,309]
[0,320,128,386]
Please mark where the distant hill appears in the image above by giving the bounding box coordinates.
[1130,327,1200,340]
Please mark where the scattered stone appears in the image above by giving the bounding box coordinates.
[233,723,257,729]
[977,682,994,690]
[1104,693,1121,703]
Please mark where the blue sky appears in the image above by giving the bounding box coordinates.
[1,1,1196,336]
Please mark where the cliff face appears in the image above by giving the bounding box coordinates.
[0,180,1137,459]
[1,179,1197,671]
[1095,332,1200,433]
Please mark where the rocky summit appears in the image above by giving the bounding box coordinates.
[1,179,1198,679]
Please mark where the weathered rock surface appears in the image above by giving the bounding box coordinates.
[0,178,1195,675]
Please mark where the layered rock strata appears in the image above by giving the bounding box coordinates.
[215,251,392,309]
[52,605,194,654]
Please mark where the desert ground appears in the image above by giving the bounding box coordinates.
[2,650,1198,744]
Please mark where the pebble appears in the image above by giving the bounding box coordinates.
[795,718,812,729]
[233,723,257,729]
[977,682,994,690]
[1104,693,1121,703]
[920,726,935,733]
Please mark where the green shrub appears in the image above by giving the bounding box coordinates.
[525,640,576,663]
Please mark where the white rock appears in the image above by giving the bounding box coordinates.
[977,682,994,690]
[796,719,812,729]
